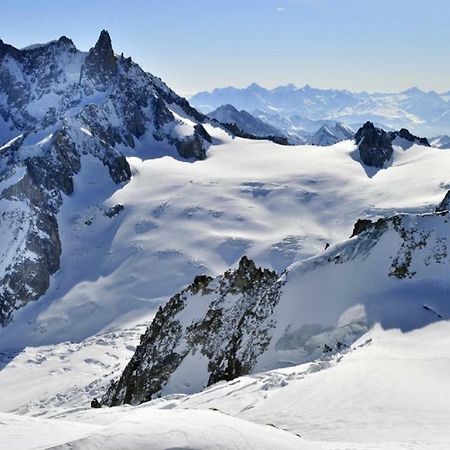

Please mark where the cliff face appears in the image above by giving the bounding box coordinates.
[355,121,430,168]
[0,31,210,326]
[102,256,281,406]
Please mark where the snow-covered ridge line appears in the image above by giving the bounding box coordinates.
[102,199,450,406]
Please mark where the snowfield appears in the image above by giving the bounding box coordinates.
[1,126,450,449]
[1,125,449,348]
[1,323,449,449]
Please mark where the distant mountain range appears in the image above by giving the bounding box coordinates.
[190,83,450,138]
[207,104,354,145]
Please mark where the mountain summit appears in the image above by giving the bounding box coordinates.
[0,31,211,326]
[81,30,117,89]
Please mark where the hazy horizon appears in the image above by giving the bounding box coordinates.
[188,82,450,97]
[1,0,450,96]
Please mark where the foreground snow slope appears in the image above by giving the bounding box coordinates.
[1,409,318,450]
[1,125,449,349]
[168,322,450,447]
[2,322,447,450]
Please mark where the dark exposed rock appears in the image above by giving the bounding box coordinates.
[436,190,450,212]
[355,122,430,168]
[81,30,117,91]
[390,128,430,147]
[102,256,281,406]
[175,124,211,160]
[90,398,102,409]
[104,204,124,218]
[0,172,62,327]
[355,121,393,168]
[350,218,374,237]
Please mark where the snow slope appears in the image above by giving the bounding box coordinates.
[160,322,450,449]
[0,125,447,382]
[1,125,450,350]
[2,322,448,450]
[1,408,318,450]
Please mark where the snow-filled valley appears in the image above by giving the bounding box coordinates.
[1,29,450,450]
[2,125,450,348]
[1,123,450,448]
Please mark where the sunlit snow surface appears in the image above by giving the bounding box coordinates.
[2,324,450,449]
[1,126,450,449]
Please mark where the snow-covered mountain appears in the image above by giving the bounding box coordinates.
[430,134,450,149]
[1,116,450,448]
[1,119,447,350]
[2,31,450,450]
[308,122,354,146]
[208,105,355,146]
[103,199,450,405]
[207,104,290,142]
[0,31,212,326]
[190,83,450,137]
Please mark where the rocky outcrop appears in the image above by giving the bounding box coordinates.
[390,128,430,147]
[81,30,117,91]
[355,122,394,168]
[175,124,212,159]
[102,256,281,406]
[355,122,430,168]
[436,190,450,212]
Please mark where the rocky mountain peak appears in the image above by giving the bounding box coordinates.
[57,35,75,48]
[81,29,117,90]
[0,31,211,326]
[227,255,268,291]
[0,38,21,60]
[94,29,114,55]
[102,256,281,406]
[355,121,394,168]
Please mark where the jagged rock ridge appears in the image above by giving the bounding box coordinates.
[0,30,211,326]
[102,256,281,405]
[103,196,450,406]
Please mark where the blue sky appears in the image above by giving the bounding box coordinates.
[1,0,450,95]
